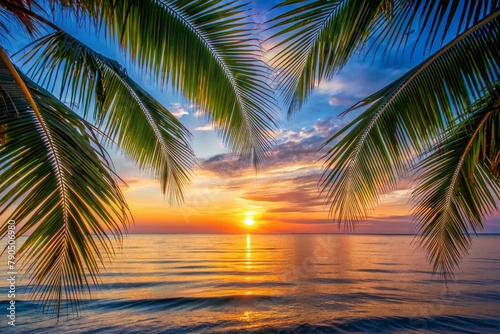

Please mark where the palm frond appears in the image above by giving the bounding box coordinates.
[96,0,277,164]
[367,0,498,57]
[0,49,130,316]
[0,0,44,37]
[320,11,500,227]
[6,0,278,164]
[268,0,386,116]
[412,86,500,278]
[20,30,195,203]
[6,0,277,164]
[268,0,499,115]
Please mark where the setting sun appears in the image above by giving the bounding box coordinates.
[244,217,255,226]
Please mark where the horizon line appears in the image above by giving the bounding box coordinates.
[121,232,500,236]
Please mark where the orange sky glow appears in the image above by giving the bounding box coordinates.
[120,126,500,235]
[3,11,499,236]
[119,127,425,235]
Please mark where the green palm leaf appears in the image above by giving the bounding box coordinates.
[412,86,500,277]
[268,0,385,115]
[7,0,278,164]
[0,49,130,316]
[269,0,498,115]
[97,0,277,164]
[0,0,278,317]
[20,30,195,203]
[0,0,44,37]
[320,11,500,227]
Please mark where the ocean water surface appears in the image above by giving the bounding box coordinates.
[2,234,500,333]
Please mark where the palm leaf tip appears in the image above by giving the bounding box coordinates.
[268,0,392,116]
[0,0,45,36]
[412,84,500,278]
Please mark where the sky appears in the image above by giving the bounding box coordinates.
[114,62,418,234]
[6,0,500,234]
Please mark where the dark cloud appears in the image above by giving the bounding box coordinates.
[265,204,326,214]
[243,189,322,205]
[241,169,325,215]
[199,154,251,177]
[199,116,343,177]
[196,117,350,214]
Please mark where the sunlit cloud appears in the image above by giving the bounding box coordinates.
[170,102,189,118]
[118,176,161,194]
[193,109,205,117]
[314,63,411,108]
[194,124,215,131]
[317,79,346,94]
[118,115,443,233]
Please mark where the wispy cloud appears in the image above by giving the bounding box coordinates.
[120,176,160,191]
[193,109,205,118]
[315,63,409,107]
[195,124,215,131]
[122,116,416,232]
[170,102,189,118]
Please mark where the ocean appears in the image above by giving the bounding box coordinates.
[2,234,500,333]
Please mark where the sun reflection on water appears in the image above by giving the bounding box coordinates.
[6,235,500,333]
[76,234,500,333]
[239,310,253,321]
[246,234,252,269]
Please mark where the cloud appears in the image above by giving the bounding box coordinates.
[194,117,347,214]
[243,189,319,205]
[193,110,205,118]
[194,124,215,131]
[170,103,189,118]
[199,117,344,177]
[199,154,250,177]
[314,63,410,107]
[241,169,325,213]
[317,79,346,94]
[191,114,416,223]
[328,96,358,106]
[120,177,159,191]
[313,117,344,137]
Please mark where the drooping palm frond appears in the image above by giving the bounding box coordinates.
[0,0,44,37]
[0,49,130,316]
[0,0,278,318]
[93,0,277,164]
[320,11,500,227]
[6,0,278,164]
[412,86,500,278]
[367,0,499,57]
[20,30,196,203]
[268,0,386,115]
[268,0,499,115]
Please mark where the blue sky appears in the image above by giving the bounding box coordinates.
[5,0,500,234]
